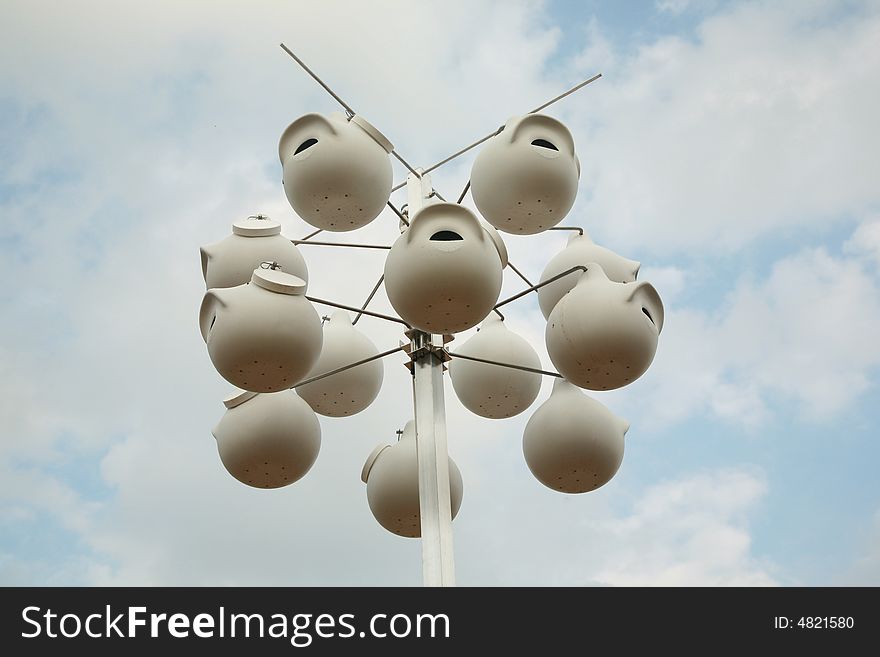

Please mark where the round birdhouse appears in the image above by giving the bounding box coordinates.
[279,112,393,232]
[213,389,321,489]
[199,267,323,392]
[449,314,542,418]
[362,421,463,538]
[470,114,580,235]
[523,378,629,493]
[297,311,384,417]
[200,214,308,290]
[545,265,663,391]
[384,202,505,333]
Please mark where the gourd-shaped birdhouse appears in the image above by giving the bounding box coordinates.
[449,314,542,419]
[200,214,308,290]
[200,267,323,392]
[213,389,321,489]
[384,202,506,334]
[297,311,384,417]
[537,231,640,319]
[523,379,629,493]
[470,114,580,235]
[545,265,663,391]
[279,112,393,232]
[362,421,463,538]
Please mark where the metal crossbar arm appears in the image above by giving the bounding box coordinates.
[280,43,423,194]
[528,73,602,114]
[456,180,471,204]
[294,346,406,388]
[291,240,392,250]
[353,274,385,325]
[306,296,412,329]
[297,228,324,241]
[280,43,356,116]
[493,265,588,310]
[387,200,410,227]
[447,351,562,378]
[390,73,603,190]
[507,261,534,287]
[392,151,423,179]
[548,226,584,235]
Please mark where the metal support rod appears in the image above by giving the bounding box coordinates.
[407,170,455,587]
[280,43,423,196]
[280,43,356,116]
[294,346,405,389]
[389,73,603,188]
[528,73,602,114]
[390,130,498,193]
[387,200,410,227]
[297,228,324,242]
[547,226,585,235]
[507,261,534,287]
[421,127,502,176]
[292,240,392,250]
[392,150,423,179]
[456,180,471,204]
[447,351,562,378]
[306,296,411,329]
[353,274,385,325]
[493,265,588,310]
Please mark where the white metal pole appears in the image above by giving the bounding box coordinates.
[407,170,456,587]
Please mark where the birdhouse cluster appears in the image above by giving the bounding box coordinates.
[197,107,663,538]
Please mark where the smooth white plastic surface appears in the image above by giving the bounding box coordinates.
[545,265,663,390]
[200,215,308,290]
[213,389,320,489]
[523,378,629,493]
[297,311,384,417]
[384,203,505,333]
[363,421,463,538]
[279,112,393,232]
[200,268,323,392]
[537,231,640,319]
[471,114,580,235]
[448,314,542,418]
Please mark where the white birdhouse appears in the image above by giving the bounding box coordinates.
[361,421,463,538]
[545,265,664,390]
[537,231,640,319]
[199,267,323,392]
[213,389,321,489]
[279,112,393,232]
[384,202,506,334]
[449,314,542,419]
[297,311,384,417]
[523,378,629,493]
[470,114,580,235]
[200,215,308,291]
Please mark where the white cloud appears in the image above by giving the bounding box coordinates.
[656,0,692,15]
[561,0,880,256]
[845,217,880,268]
[629,243,880,426]
[595,468,776,585]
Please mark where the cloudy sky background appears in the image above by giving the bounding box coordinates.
[1,0,879,585]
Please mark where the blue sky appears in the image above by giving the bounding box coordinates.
[1,0,879,586]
